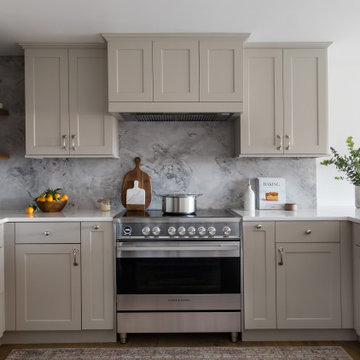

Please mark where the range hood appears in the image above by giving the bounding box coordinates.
[117,112,239,122]
[103,33,248,121]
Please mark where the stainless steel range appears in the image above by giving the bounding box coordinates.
[114,209,242,344]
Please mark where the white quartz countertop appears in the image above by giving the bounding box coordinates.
[0,209,120,224]
[231,207,360,224]
[1,207,360,224]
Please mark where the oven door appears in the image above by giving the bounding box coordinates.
[116,241,241,311]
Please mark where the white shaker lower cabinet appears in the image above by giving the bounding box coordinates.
[353,223,360,336]
[276,242,341,328]
[0,225,5,337]
[354,245,360,336]
[243,220,342,331]
[243,222,276,329]
[81,222,114,329]
[16,244,81,330]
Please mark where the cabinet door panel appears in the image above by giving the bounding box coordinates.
[354,245,360,336]
[81,222,114,329]
[153,40,199,102]
[283,49,328,154]
[353,244,360,336]
[16,244,81,330]
[69,49,116,155]
[200,40,243,102]
[4,224,15,331]
[354,223,360,335]
[25,49,69,155]
[241,49,283,154]
[277,243,341,328]
[0,225,4,337]
[243,222,276,329]
[107,39,153,102]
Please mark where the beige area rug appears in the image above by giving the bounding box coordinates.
[5,346,352,360]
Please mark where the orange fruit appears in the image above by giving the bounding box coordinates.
[46,195,54,202]
[25,207,34,214]
[61,195,68,201]
[55,193,61,199]
[38,197,46,202]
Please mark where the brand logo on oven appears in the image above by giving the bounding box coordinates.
[168,298,191,302]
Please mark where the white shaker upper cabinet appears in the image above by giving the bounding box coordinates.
[283,49,328,155]
[241,49,283,155]
[69,49,117,156]
[200,40,243,102]
[153,39,199,102]
[107,38,153,102]
[25,49,69,156]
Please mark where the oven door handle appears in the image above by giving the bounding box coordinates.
[117,244,239,252]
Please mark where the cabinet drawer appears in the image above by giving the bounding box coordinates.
[16,223,80,244]
[276,221,340,243]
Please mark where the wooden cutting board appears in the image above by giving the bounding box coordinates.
[121,157,152,209]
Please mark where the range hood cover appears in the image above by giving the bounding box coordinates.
[118,112,237,122]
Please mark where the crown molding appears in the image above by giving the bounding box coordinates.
[102,33,251,41]
[19,42,106,49]
[245,41,333,49]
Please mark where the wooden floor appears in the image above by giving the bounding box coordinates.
[0,333,359,359]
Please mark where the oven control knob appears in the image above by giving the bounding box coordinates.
[168,226,177,236]
[198,226,206,236]
[208,226,216,236]
[152,226,161,236]
[141,226,151,236]
[188,226,196,236]
[123,226,132,235]
[223,226,232,236]
[177,226,186,236]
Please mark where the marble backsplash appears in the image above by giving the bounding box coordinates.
[0,56,317,210]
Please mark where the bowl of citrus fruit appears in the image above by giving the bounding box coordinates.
[28,188,68,213]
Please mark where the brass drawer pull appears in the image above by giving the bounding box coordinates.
[278,247,284,266]
[73,249,79,266]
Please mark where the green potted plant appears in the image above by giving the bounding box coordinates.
[321,136,360,208]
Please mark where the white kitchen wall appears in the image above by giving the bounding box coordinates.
[317,43,360,207]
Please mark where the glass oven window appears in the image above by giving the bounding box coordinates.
[117,257,240,294]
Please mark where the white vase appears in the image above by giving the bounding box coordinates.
[356,186,360,208]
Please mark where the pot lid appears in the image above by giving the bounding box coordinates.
[161,193,203,198]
